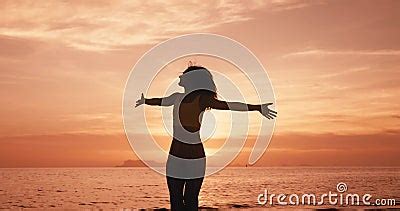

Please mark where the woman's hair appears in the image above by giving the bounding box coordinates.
[182,65,217,109]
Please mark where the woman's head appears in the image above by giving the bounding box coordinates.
[178,65,217,95]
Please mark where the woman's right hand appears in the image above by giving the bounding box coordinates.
[135,93,145,107]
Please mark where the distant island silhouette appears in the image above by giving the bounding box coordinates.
[116,159,163,167]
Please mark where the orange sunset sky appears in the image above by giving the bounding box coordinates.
[0,0,399,167]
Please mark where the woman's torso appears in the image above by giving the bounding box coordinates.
[170,92,206,159]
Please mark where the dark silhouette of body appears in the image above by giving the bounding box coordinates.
[136,65,276,211]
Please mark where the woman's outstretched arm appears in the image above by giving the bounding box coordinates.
[135,93,178,107]
[207,97,277,119]
[209,98,260,111]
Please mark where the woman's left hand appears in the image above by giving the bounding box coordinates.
[260,103,277,119]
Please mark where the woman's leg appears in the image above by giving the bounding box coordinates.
[166,176,185,211]
[183,177,204,211]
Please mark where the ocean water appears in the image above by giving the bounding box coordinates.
[0,167,399,209]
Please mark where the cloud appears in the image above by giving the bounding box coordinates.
[0,0,318,51]
[0,1,253,51]
[282,49,400,58]
[317,66,371,79]
[267,0,321,11]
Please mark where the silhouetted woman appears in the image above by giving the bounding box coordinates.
[135,65,276,211]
